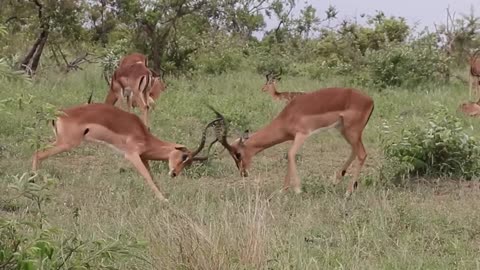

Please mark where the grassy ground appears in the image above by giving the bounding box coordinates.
[1,67,480,269]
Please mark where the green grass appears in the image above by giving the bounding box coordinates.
[1,67,480,269]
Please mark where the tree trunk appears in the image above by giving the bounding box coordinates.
[30,31,48,72]
[20,29,48,76]
[151,38,161,73]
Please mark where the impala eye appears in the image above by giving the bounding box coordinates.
[182,154,189,162]
[235,152,241,159]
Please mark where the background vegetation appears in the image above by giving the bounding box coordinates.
[2,1,480,269]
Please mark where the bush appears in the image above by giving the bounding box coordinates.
[381,106,480,182]
[363,36,450,88]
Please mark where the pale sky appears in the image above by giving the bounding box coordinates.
[264,0,478,33]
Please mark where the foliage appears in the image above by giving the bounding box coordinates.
[0,173,148,270]
[0,58,31,83]
[382,105,480,182]
[1,1,479,86]
[362,36,450,88]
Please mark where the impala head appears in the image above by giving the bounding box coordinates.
[167,117,222,177]
[206,105,252,177]
[261,69,282,93]
[167,146,194,177]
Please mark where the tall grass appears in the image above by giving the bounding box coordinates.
[1,66,480,269]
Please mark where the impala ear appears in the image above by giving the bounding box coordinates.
[175,146,188,152]
[239,130,250,145]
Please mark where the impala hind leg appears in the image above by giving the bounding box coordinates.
[333,148,356,185]
[284,133,308,194]
[125,154,167,202]
[337,111,369,197]
[341,129,367,197]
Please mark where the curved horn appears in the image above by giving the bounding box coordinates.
[191,117,222,157]
[205,105,235,154]
[265,71,273,81]
[159,66,166,81]
[273,67,283,79]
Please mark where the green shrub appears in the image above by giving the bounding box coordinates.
[381,106,480,182]
[363,37,450,88]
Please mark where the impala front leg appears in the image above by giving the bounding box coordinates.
[125,153,167,202]
[141,106,149,128]
[284,133,308,194]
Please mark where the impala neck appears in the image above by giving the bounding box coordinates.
[244,119,290,156]
[142,135,177,160]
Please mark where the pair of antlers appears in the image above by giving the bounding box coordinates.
[190,115,224,160]
[204,105,248,157]
[265,68,283,82]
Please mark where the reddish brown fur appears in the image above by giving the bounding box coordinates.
[217,87,374,197]
[106,53,167,123]
[469,49,480,100]
[105,62,154,126]
[261,77,304,103]
[459,102,480,117]
[118,53,148,68]
[32,103,212,202]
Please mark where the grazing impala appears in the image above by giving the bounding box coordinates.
[469,49,480,100]
[118,53,167,101]
[261,70,305,102]
[32,103,220,202]
[209,87,374,197]
[105,62,156,127]
[105,53,167,124]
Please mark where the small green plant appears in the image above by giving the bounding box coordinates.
[381,105,480,182]
[0,173,149,270]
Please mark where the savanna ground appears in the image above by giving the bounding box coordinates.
[2,67,480,269]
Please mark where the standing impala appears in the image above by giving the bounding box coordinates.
[261,70,305,102]
[117,53,166,99]
[105,53,167,127]
[209,87,374,196]
[105,62,155,127]
[469,49,480,101]
[32,103,220,202]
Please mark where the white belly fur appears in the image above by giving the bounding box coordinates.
[309,119,342,135]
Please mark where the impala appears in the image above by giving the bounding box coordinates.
[32,103,220,202]
[209,87,374,197]
[105,62,156,127]
[459,101,480,117]
[469,49,480,100]
[118,52,148,67]
[261,70,305,102]
[103,53,149,85]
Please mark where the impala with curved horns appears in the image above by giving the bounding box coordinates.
[32,103,221,202]
[208,87,374,197]
[261,69,305,102]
